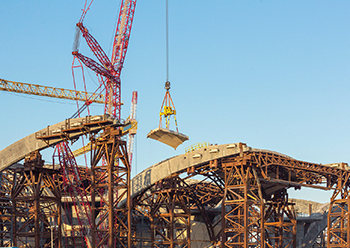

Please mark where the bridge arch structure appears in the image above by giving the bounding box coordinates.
[0,116,350,247]
[129,143,350,248]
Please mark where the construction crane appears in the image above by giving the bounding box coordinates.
[72,0,137,120]
[0,78,104,104]
[67,2,138,247]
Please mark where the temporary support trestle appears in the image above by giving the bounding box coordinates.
[264,190,296,248]
[11,151,62,248]
[221,145,297,248]
[0,170,13,246]
[90,126,131,248]
[221,153,264,248]
[327,171,350,247]
[150,175,191,248]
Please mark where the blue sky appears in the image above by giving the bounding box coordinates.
[1,1,350,203]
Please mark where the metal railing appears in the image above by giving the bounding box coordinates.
[185,142,210,153]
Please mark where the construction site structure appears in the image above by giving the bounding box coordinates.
[66,1,138,246]
[2,0,348,247]
[1,130,350,247]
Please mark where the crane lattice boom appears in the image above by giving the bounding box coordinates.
[0,78,104,104]
[73,0,137,119]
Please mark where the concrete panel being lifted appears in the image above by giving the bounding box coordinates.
[147,127,189,149]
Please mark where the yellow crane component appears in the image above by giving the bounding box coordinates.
[0,78,104,104]
[72,142,94,157]
[158,81,178,131]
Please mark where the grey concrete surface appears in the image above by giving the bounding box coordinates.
[147,127,189,149]
[131,143,251,197]
[0,114,119,171]
[130,143,303,198]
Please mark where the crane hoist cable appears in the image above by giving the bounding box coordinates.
[160,0,177,131]
[147,0,189,149]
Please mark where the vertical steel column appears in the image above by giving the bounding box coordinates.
[264,190,296,248]
[11,151,62,248]
[90,126,131,248]
[221,148,264,248]
[150,176,191,248]
[0,170,13,247]
[327,171,350,247]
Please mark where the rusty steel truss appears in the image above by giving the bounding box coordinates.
[12,151,62,248]
[1,142,350,247]
[90,126,131,248]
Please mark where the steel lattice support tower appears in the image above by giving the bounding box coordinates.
[221,150,265,248]
[11,151,62,248]
[149,175,191,248]
[327,171,350,247]
[264,190,296,248]
[90,126,131,247]
[0,170,13,247]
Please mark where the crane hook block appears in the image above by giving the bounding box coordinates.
[165,81,171,90]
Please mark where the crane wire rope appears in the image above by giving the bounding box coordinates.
[166,0,169,83]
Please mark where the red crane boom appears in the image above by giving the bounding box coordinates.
[73,0,137,120]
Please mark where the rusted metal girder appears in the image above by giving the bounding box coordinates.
[0,170,13,246]
[149,176,191,248]
[221,149,264,248]
[90,126,131,248]
[220,144,298,248]
[247,151,342,191]
[11,151,62,248]
[3,140,350,247]
[264,190,296,248]
[327,171,350,247]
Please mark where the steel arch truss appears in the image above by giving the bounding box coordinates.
[4,142,350,248]
[132,166,224,248]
